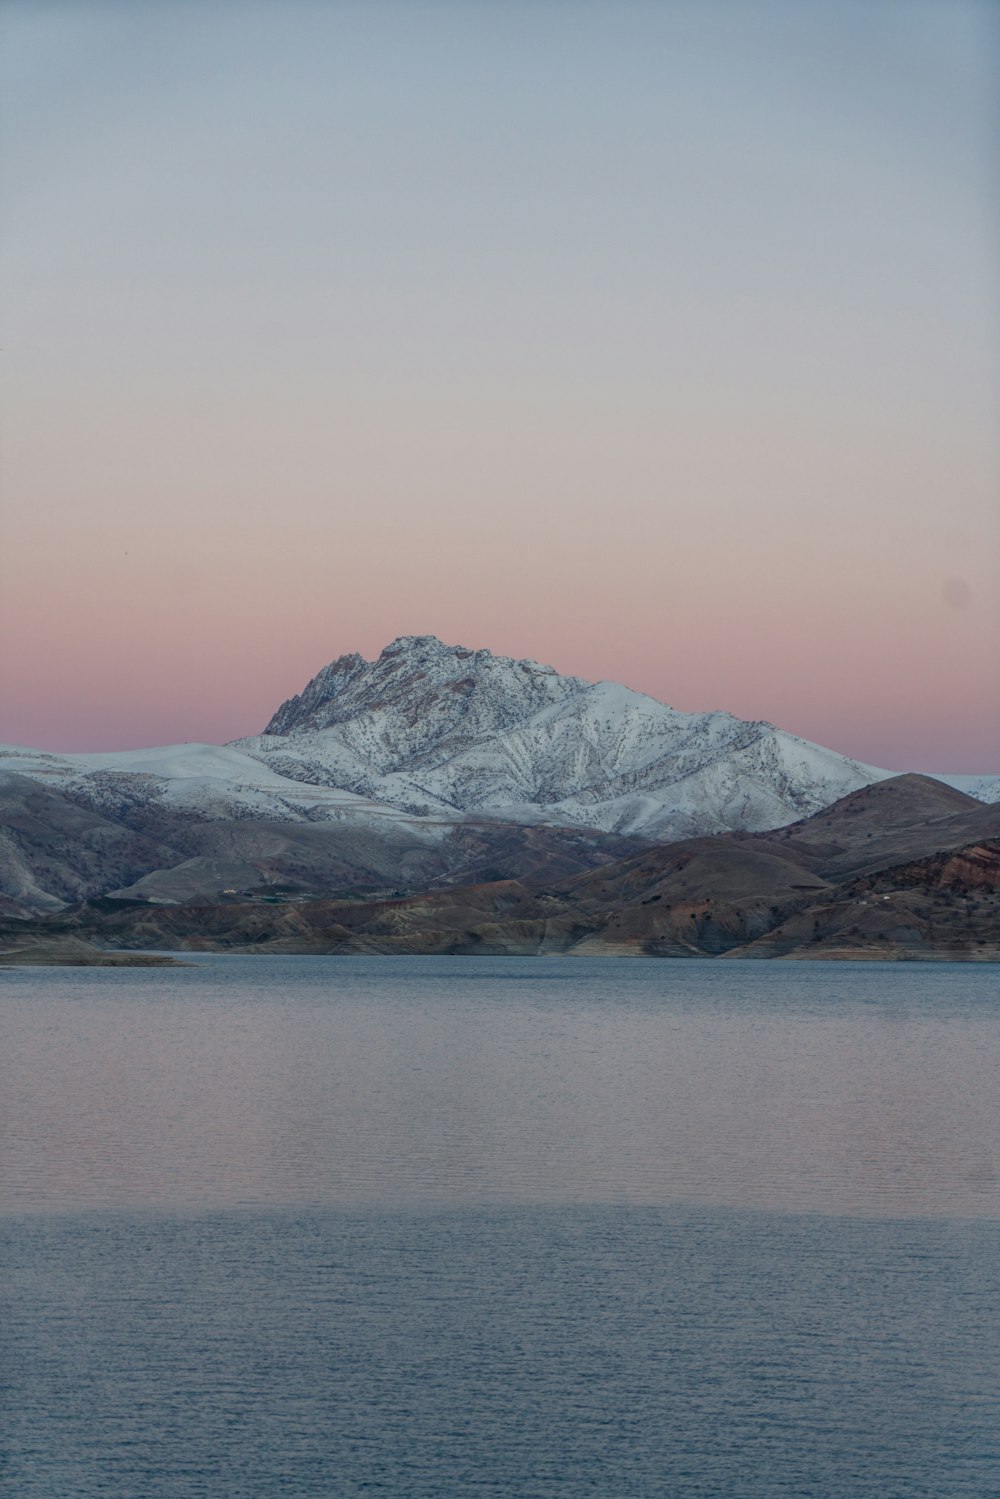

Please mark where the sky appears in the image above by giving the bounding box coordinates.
[1,0,998,772]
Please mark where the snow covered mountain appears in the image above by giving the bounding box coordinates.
[0,741,462,911]
[233,634,896,840]
[2,634,996,915]
[0,738,637,913]
[0,741,425,827]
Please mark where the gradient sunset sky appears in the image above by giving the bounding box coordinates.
[2,0,998,771]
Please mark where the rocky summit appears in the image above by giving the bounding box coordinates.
[234,634,899,839]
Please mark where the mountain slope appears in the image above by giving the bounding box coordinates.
[235,635,894,838]
[0,773,184,913]
[755,774,998,879]
[0,743,641,912]
[27,776,999,961]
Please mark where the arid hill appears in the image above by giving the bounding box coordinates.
[4,775,997,962]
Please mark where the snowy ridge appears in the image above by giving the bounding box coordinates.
[0,741,447,831]
[4,637,994,852]
[233,635,900,838]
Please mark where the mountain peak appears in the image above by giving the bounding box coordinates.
[378,634,561,676]
[380,632,458,656]
[381,633,462,655]
[237,635,906,838]
[261,636,584,742]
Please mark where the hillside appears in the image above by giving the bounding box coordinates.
[9,776,997,962]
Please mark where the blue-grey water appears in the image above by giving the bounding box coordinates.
[2,957,998,1497]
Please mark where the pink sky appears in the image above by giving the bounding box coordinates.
[2,2,998,773]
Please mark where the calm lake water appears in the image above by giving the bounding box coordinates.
[2,956,999,1496]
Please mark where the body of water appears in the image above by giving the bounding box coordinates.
[2,957,998,1496]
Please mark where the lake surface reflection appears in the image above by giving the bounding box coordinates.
[3,957,999,1498]
[2,956,999,1218]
